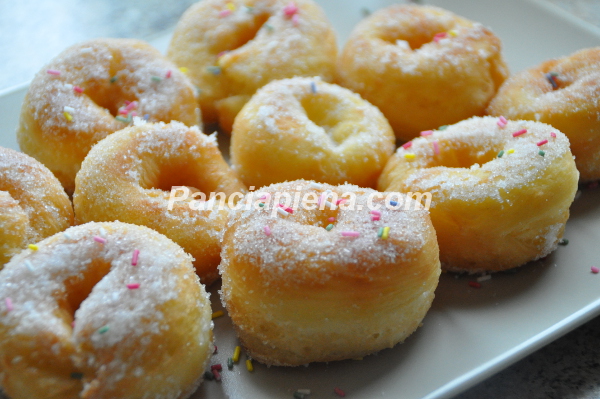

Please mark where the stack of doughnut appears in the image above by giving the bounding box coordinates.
[0,0,593,395]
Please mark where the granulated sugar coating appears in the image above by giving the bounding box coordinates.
[0,222,213,399]
[17,38,200,193]
[74,120,246,285]
[378,116,579,272]
[220,180,440,366]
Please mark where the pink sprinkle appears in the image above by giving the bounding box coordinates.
[591,266,600,274]
[328,217,336,222]
[93,236,106,244]
[318,192,326,206]
[537,139,548,146]
[211,364,223,371]
[283,1,299,16]
[166,70,172,78]
[118,108,129,115]
[336,198,346,205]
[214,345,218,354]
[259,194,270,200]
[402,141,413,149]
[341,231,360,237]
[292,13,300,25]
[131,249,140,266]
[370,210,381,217]
[433,32,447,43]
[4,298,13,312]
[468,281,482,289]
[278,204,294,214]
[130,111,138,117]
[73,86,84,93]
[71,321,76,328]
[497,116,508,127]
[47,69,61,76]
[420,130,433,136]
[432,140,440,155]
[550,132,557,138]
[264,225,271,236]
[212,369,222,381]
[125,101,138,111]
[127,283,140,290]
[219,9,232,17]
[371,215,380,221]
[334,387,346,397]
[512,129,527,137]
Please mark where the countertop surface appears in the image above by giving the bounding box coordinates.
[1,0,600,398]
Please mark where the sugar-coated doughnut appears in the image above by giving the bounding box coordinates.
[18,38,201,194]
[74,121,246,285]
[378,116,579,272]
[0,222,212,399]
[167,0,337,131]
[230,77,396,188]
[220,180,440,366]
[487,47,600,182]
[336,4,508,141]
[0,146,73,267]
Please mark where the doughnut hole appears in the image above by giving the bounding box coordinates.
[212,11,271,55]
[301,93,356,146]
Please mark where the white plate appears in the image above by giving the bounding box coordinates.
[1,1,600,398]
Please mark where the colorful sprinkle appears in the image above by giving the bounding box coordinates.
[404,153,416,160]
[310,81,317,93]
[389,200,399,207]
[166,70,172,78]
[512,129,527,137]
[233,346,241,362]
[448,29,458,37]
[47,69,61,76]
[4,298,13,312]
[377,227,384,238]
[93,236,106,244]
[432,140,440,155]
[370,210,381,217]
[477,274,491,282]
[214,345,218,354]
[402,141,412,149]
[179,67,189,73]
[334,387,346,397]
[212,369,222,381]
[277,207,289,217]
[545,72,558,89]
[132,249,140,266]
[227,357,234,369]
[246,359,254,372]
[539,150,545,157]
[212,310,224,319]
[497,116,508,127]
[110,76,118,83]
[64,106,75,113]
[226,2,236,11]
[259,202,265,207]
[558,238,569,246]
[126,283,140,290]
[433,32,448,43]
[28,244,38,251]
[151,76,162,83]
[341,231,360,237]
[284,1,299,17]
[98,326,109,334]
[219,9,232,17]
[591,266,599,274]
[468,281,482,289]
[497,150,504,158]
[507,149,515,154]
[211,364,222,371]
[420,130,433,136]
[70,372,84,380]
[207,66,222,75]
[264,225,272,236]
[292,13,300,25]
[115,115,129,123]
[438,125,448,130]
[550,132,557,138]
[25,260,34,272]
[64,111,73,122]
[326,224,334,231]
[381,226,390,240]
[336,198,346,205]
[278,204,294,214]
[537,139,548,146]
[309,182,322,189]
[328,217,336,222]
[73,86,84,93]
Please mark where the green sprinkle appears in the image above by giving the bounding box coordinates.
[207,66,221,75]
[98,326,109,334]
[258,202,265,207]
[549,71,559,77]
[151,76,162,83]
[325,224,334,231]
[110,76,118,83]
[204,371,214,380]
[377,226,384,238]
[293,393,306,399]
[438,125,448,130]
[70,372,84,380]
[558,238,569,246]
[245,5,254,13]
[115,115,129,123]
[227,357,234,369]
[265,23,274,31]
[497,150,504,158]
[539,150,545,157]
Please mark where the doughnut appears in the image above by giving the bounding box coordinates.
[73,120,246,285]
[487,47,600,182]
[220,180,440,366]
[0,221,212,399]
[167,0,337,131]
[377,116,579,272]
[336,4,509,141]
[17,38,201,193]
[230,77,396,188]
[0,146,73,267]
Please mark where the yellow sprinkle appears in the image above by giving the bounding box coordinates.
[507,149,515,154]
[28,244,38,251]
[449,30,458,37]
[404,153,416,160]
[381,226,390,240]
[233,346,241,362]
[179,67,189,74]
[246,359,253,372]
[64,111,73,122]
[226,2,236,10]
[212,310,224,319]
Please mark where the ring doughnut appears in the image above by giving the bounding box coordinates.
[17,38,200,193]
[336,4,509,141]
[73,120,246,285]
[167,0,337,131]
[0,146,73,267]
[0,221,212,399]
[230,77,396,188]
[377,116,579,272]
[220,180,440,366]
[487,47,600,182]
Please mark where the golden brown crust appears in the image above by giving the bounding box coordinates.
[336,4,508,141]
[487,47,600,182]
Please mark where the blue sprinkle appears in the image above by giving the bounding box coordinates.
[310,81,317,93]
[390,201,398,207]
